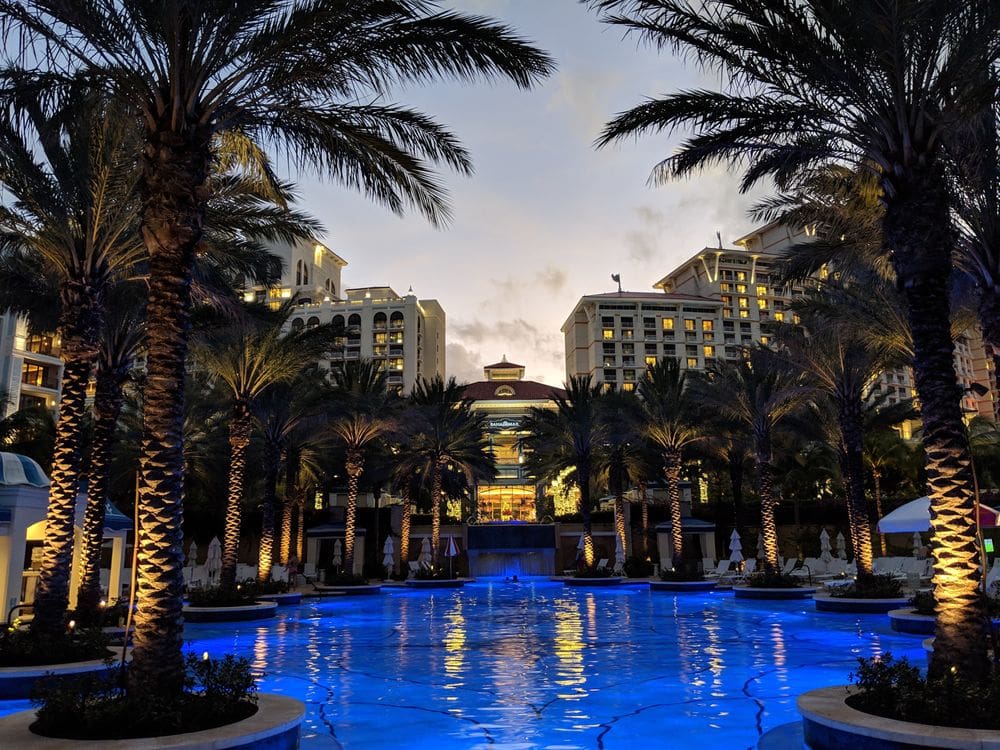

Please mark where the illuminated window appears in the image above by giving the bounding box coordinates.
[621,329,634,339]
[686,357,699,368]
[703,332,714,342]
[793,314,801,325]
[701,320,714,331]
[684,319,695,331]
[739,309,749,319]
[703,345,715,358]
[760,335,769,346]
[723,309,733,318]
[621,382,636,392]
[736,284,747,293]
[738,297,749,308]
[603,329,614,340]
[736,272,746,281]
[662,318,674,331]
[722,295,732,306]
[757,298,768,309]
[645,355,657,367]
[756,285,767,296]
[720,283,730,292]
[774,311,785,322]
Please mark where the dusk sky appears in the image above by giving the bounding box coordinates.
[294,0,764,385]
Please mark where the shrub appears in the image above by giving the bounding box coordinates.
[324,570,370,586]
[237,578,289,596]
[0,625,111,668]
[745,571,801,588]
[659,568,706,582]
[413,566,456,581]
[31,653,258,740]
[830,573,904,599]
[910,589,936,615]
[70,599,130,629]
[186,587,256,608]
[363,561,389,580]
[573,565,614,579]
[847,654,1000,730]
[625,556,655,578]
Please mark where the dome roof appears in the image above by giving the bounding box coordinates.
[0,453,50,487]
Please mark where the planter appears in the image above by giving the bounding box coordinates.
[798,685,1000,749]
[733,586,817,600]
[182,601,277,623]
[0,651,125,700]
[562,577,624,587]
[649,579,717,592]
[403,579,466,589]
[312,584,383,595]
[814,595,910,614]
[888,608,936,635]
[256,592,302,606]
[0,692,304,750]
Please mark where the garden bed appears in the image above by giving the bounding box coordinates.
[814,594,910,614]
[0,693,304,749]
[182,601,277,623]
[0,652,124,700]
[798,685,1000,749]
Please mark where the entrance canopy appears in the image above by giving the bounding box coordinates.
[877,496,999,533]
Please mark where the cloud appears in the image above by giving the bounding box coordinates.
[446,342,485,385]
[449,317,563,384]
[625,205,670,264]
[538,265,567,292]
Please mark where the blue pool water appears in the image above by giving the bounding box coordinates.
[0,580,926,748]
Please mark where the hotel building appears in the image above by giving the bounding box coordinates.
[462,358,575,521]
[564,221,995,418]
[0,315,63,418]
[246,238,446,394]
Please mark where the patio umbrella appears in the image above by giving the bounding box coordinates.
[819,529,833,564]
[756,533,765,561]
[614,534,626,575]
[418,537,432,567]
[445,536,459,577]
[382,535,395,572]
[206,537,222,584]
[912,531,923,557]
[332,539,342,570]
[575,533,585,561]
[878,496,1000,532]
[728,529,744,564]
[835,532,847,560]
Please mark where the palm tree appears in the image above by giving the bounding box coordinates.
[865,427,918,556]
[523,376,606,567]
[638,358,702,568]
[329,360,396,575]
[192,304,328,590]
[596,389,644,561]
[408,376,494,566]
[6,0,552,693]
[696,348,813,571]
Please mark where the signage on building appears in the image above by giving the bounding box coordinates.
[487,417,522,431]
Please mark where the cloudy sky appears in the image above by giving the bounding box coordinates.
[294,0,762,385]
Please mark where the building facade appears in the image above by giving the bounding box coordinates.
[0,315,63,418]
[246,238,446,394]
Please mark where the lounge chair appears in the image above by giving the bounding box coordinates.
[780,558,798,575]
[702,557,717,575]
[985,559,1000,590]
[596,558,609,571]
[730,558,756,584]
[791,558,822,581]
[706,559,731,578]
[408,561,421,574]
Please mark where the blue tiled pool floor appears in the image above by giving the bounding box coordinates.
[0,580,924,749]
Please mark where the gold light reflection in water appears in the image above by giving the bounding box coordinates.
[770,619,786,668]
[553,595,587,699]
[442,597,466,697]
[585,593,597,640]
[252,622,275,672]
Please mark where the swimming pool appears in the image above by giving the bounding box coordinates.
[0,580,925,748]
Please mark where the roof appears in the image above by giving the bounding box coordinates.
[0,453,49,488]
[484,360,524,370]
[462,380,566,401]
[578,291,719,303]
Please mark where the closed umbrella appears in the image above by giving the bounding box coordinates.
[614,534,626,575]
[206,537,222,585]
[332,539,342,570]
[445,536,459,578]
[819,529,833,564]
[728,529,744,565]
[382,535,395,573]
[835,532,847,560]
[418,537,432,568]
[756,533,765,561]
[912,531,923,557]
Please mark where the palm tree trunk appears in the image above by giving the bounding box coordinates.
[663,446,684,568]
[639,480,649,557]
[838,399,874,575]
[613,492,627,560]
[128,122,210,698]
[756,433,780,572]
[76,368,125,624]
[343,450,363,574]
[280,499,293,565]
[873,470,885,557]
[400,486,412,574]
[221,405,251,591]
[886,167,985,678]
[431,462,444,567]
[295,495,305,561]
[31,356,92,636]
[578,460,594,566]
[257,442,280,583]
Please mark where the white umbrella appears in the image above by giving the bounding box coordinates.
[912,531,923,557]
[332,539,342,568]
[382,535,395,571]
[614,534,626,575]
[728,529,744,563]
[819,528,833,564]
[206,537,222,584]
[878,496,999,533]
[756,533,765,561]
[835,532,847,560]
[418,537,432,566]
[445,536,459,577]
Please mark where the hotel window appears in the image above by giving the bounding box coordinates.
[703,345,715,358]
[25,334,55,356]
[604,369,618,380]
[760,335,769,346]
[774,311,785,322]
[757,298,768,309]
[603,343,616,354]
[623,370,636,382]
[703,332,714,342]
[723,309,733,318]
[622,343,634,354]
[645,343,657,353]
[374,332,387,344]
[663,344,676,354]
[739,309,750,319]
[390,358,404,370]
[721,295,732,306]
[621,382,636,392]
[723,321,735,330]
[602,316,614,326]
[724,334,735,343]
[643,317,655,327]
[793,314,801,325]
[603,357,616,367]
[738,297,749,308]
[684,319,695,331]
[740,323,751,331]
[720,283,731,292]
[686,357,699,369]
[621,328,634,339]
[602,328,614,340]
[621,317,633,326]
[736,271,746,281]
[701,320,714,331]
[686,345,698,356]
[662,318,674,331]
[645,355,657,367]
[622,356,635,366]
[756,285,768,296]
[736,284,747,293]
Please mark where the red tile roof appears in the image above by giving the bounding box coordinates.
[461,380,566,402]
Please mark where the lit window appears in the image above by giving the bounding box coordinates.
[793,314,801,325]
[738,297,749,308]
[720,283,730,292]
[603,329,614,340]
[736,284,747,293]
[645,355,657,367]
[686,357,699,369]
[703,345,715,358]
[701,320,714,331]
[704,332,714,342]
[621,382,636,392]
[774,311,785,322]
[736,272,746,281]
[756,285,767,296]
[760,335,769,346]
[662,318,674,331]
[739,309,749,319]
[684,319,695,331]
[722,295,732,305]
[757,298,768,309]
[723,309,733,318]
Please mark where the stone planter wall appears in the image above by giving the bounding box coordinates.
[733,586,817,600]
[182,601,278,623]
[0,652,125,700]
